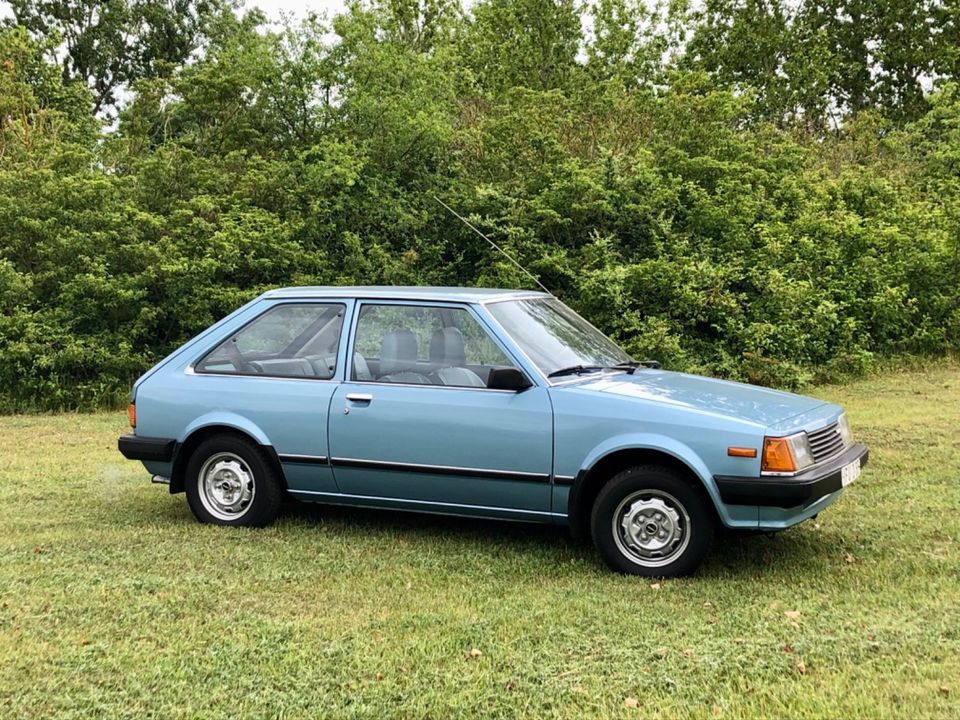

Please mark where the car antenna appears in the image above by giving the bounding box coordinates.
[433,196,553,295]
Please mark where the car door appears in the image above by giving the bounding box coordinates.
[190,300,350,495]
[326,301,554,519]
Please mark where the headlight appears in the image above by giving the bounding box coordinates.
[837,413,854,447]
[762,432,815,474]
[789,433,815,470]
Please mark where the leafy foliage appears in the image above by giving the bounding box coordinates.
[1,1,960,410]
[5,0,232,115]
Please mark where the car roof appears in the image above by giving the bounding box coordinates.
[261,286,551,303]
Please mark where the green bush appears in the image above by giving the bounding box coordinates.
[2,7,960,410]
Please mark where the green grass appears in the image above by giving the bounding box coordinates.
[1,366,958,719]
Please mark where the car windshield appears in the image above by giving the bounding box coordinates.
[487,297,632,378]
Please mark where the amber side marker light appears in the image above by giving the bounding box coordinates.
[127,403,136,429]
[761,437,797,473]
[727,447,758,458]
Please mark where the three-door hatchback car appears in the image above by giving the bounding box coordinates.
[119,287,868,576]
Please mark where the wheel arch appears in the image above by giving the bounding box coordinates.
[170,418,284,494]
[566,438,723,541]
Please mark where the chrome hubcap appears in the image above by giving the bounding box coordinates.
[198,452,255,521]
[613,490,690,568]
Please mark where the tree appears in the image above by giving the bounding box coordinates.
[5,0,230,115]
[586,0,669,90]
[689,0,959,127]
[460,0,582,93]
[0,24,96,161]
[685,0,800,125]
[375,0,462,52]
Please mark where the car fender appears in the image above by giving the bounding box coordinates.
[577,432,724,511]
[180,411,274,448]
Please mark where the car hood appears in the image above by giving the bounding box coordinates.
[562,370,829,427]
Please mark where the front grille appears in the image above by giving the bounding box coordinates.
[807,423,845,463]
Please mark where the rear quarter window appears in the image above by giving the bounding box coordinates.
[196,303,345,378]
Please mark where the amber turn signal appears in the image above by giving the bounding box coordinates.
[761,437,796,473]
[127,403,136,429]
[727,446,757,458]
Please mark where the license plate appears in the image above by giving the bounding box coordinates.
[841,458,861,487]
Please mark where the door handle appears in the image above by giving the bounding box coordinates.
[343,392,372,415]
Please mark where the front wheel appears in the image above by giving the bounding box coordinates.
[185,435,282,527]
[590,465,714,577]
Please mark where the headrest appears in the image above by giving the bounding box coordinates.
[429,327,467,367]
[380,329,419,376]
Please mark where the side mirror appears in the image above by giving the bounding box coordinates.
[487,367,533,392]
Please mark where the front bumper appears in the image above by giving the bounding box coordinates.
[714,442,868,508]
[118,434,176,462]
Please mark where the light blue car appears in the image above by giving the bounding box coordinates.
[119,287,868,577]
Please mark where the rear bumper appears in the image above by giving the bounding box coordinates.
[714,442,868,508]
[118,435,176,462]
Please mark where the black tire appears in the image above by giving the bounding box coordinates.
[590,465,714,577]
[185,435,282,527]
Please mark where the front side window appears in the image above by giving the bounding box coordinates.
[352,304,516,387]
[486,298,632,378]
[196,303,345,378]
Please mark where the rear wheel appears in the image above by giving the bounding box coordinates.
[185,435,282,527]
[590,465,714,577]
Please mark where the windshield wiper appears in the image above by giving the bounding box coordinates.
[549,360,661,379]
[608,360,662,374]
[547,364,604,378]
[608,361,641,374]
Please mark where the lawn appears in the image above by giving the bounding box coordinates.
[1,365,958,719]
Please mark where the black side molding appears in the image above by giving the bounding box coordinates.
[118,435,176,462]
[329,457,551,483]
[278,454,329,465]
[714,443,868,508]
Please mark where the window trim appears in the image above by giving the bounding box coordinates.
[346,300,535,390]
[344,379,521,394]
[191,301,348,381]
